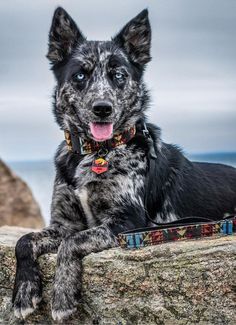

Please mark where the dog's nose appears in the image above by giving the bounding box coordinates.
[92,101,112,118]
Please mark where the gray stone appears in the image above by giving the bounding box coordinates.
[0,226,235,324]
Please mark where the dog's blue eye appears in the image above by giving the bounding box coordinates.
[115,72,123,80]
[75,73,85,81]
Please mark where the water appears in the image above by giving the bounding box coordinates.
[7,152,236,225]
[188,152,236,167]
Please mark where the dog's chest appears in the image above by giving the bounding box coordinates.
[74,145,147,226]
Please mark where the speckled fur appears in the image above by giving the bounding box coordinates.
[13,6,236,322]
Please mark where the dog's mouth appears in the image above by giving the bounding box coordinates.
[89,122,113,142]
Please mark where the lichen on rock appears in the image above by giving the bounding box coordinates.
[0,226,235,324]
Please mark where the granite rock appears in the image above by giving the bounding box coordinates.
[0,226,235,324]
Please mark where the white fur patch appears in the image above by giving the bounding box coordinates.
[149,212,178,226]
[21,307,35,319]
[32,296,42,309]
[75,188,95,227]
[165,213,178,222]
[115,174,145,207]
[14,308,22,319]
[51,308,76,322]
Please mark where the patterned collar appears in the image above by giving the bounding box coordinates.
[64,126,136,155]
[118,215,236,249]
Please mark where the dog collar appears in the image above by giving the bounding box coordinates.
[64,125,136,155]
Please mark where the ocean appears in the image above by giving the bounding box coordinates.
[8,152,236,225]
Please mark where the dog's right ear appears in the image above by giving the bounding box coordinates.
[47,7,85,65]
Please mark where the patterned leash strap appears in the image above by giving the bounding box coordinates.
[118,215,236,249]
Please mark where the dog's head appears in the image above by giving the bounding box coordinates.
[47,7,151,141]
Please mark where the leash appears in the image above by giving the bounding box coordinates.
[116,126,236,248]
[118,215,236,249]
[63,121,236,248]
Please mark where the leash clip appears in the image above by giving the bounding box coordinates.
[97,147,108,158]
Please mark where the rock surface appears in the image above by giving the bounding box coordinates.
[0,226,235,325]
[0,159,44,228]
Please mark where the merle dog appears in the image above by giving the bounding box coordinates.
[12,7,236,322]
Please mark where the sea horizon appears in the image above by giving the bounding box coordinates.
[7,150,236,163]
[7,151,236,225]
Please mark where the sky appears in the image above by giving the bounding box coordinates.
[0,0,236,161]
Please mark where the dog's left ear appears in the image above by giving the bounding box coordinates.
[47,7,85,65]
[113,9,151,65]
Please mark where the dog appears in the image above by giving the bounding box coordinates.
[12,7,236,322]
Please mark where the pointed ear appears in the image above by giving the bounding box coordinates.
[47,7,85,65]
[113,9,151,65]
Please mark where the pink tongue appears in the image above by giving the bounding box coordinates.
[90,123,113,141]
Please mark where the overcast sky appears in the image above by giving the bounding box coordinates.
[0,0,235,161]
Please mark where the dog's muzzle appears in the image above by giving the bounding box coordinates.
[92,101,113,118]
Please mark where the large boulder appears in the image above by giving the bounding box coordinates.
[0,159,44,228]
[0,226,235,324]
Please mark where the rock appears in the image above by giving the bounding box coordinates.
[0,159,44,228]
[0,226,235,325]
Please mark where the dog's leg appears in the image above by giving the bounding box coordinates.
[12,226,64,319]
[12,179,87,319]
[51,222,121,322]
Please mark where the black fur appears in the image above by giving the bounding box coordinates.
[12,6,236,322]
[145,123,236,222]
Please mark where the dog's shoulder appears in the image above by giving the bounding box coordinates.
[146,122,187,167]
[54,141,82,186]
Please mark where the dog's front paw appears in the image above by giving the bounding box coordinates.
[51,307,77,323]
[12,279,42,319]
[12,264,42,319]
[51,285,80,322]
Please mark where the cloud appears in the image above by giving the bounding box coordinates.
[0,0,236,160]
